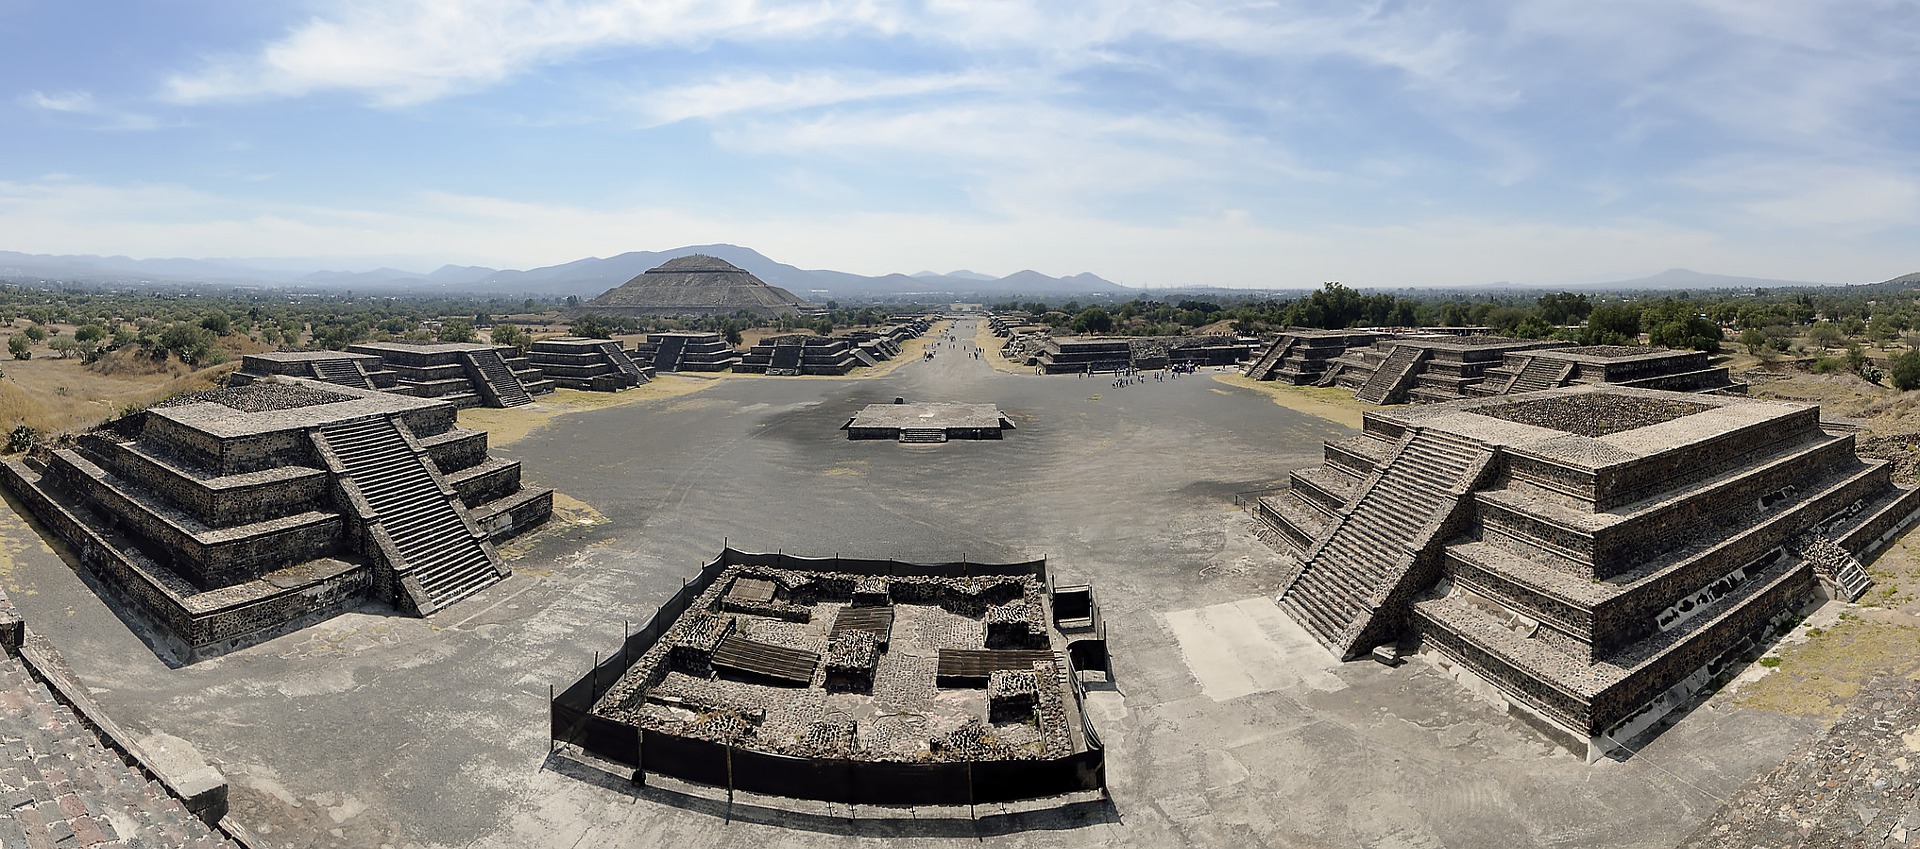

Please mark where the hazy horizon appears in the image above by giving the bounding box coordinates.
[6,2,1918,288]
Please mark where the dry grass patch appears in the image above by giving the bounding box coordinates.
[1735,617,1920,718]
[457,376,717,447]
[1211,373,1367,429]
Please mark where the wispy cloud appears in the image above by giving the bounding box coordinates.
[632,70,1005,127]
[22,90,164,131]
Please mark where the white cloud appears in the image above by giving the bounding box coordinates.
[22,90,164,131]
[632,70,1004,127]
[0,177,1900,287]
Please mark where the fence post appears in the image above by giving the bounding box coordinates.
[548,684,555,754]
[591,651,600,699]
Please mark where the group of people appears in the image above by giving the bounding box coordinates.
[1083,364,1194,387]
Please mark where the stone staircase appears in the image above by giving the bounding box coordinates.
[1244,336,1295,380]
[1505,357,1573,394]
[1280,429,1492,657]
[899,428,948,444]
[315,417,502,613]
[308,358,372,389]
[461,349,533,407]
[651,334,688,372]
[1314,361,1345,387]
[0,653,233,847]
[769,344,804,375]
[596,342,648,383]
[1355,345,1428,404]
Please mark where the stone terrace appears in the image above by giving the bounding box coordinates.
[1333,335,1569,405]
[0,382,552,661]
[346,341,552,408]
[524,337,653,392]
[1254,384,1920,757]
[1471,345,1742,397]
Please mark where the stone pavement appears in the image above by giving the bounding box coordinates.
[0,320,1827,848]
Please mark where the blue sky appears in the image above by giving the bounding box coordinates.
[3,1,1918,287]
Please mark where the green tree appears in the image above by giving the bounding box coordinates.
[488,322,527,352]
[200,311,231,336]
[1072,307,1114,335]
[571,314,616,338]
[73,323,108,344]
[8,334,31,360]
[1808,321,1844,349]
[438,320,475,343]
[1581,305,1641,346]
[22,324,46,343]
[1739,327,1766,355]
[1892,349,1920,391]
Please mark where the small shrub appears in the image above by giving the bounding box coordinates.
[1758,656,1782,668]
[6,424,37,453]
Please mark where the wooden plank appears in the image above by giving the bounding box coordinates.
[712,634,818,684]
[830,606,894,642]
[724,577,776,605]
[936,649,1056,683]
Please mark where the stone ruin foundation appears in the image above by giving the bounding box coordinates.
[842,401,1016,443]
[0,383,553,662]
[551,549,1110,807]
[1252,385,1920,759]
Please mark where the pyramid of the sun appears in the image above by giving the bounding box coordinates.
[582,255,811,318]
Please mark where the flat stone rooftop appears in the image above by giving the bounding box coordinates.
[344,341,499,355]
[846,402,1010,430]
[1533,345,1692,363]
[148,383,446,438]
[241,350,381,363]
[1377,384,1806,470]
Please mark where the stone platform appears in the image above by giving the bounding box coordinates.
[1254,384,1920,757]
[843,401,1015,442]
[0,383,552,661]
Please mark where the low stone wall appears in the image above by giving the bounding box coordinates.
[46,450,345,589]
[471,487,553,542]
[85,436,328,528]
[1,461,372,660]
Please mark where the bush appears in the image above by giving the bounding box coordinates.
[8,334,30,360]
[1811,356,1848,374]
[1891,349,1920,390]
[5,425,35,453]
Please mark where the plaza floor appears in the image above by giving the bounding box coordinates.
[0,320,1818,848]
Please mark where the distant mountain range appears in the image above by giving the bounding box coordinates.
[1569,268,1834,291]
[0,245,1131,299]
[0,247,1904,300]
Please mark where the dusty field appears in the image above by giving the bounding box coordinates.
[456,377,719,447]
[1209,373,1369,429]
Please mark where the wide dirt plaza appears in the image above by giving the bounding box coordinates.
[0,319,1819,848]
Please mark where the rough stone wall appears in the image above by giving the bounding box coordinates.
[83,437,328,528]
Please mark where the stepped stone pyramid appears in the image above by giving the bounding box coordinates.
[1332,335,1568,405]
[1255,385,1920,757]
[0,383,553,661]
[1243,329,1376,384]
[582,254,812,318]
[525,337,653,390]
[735,335,860,375]
[345,342,552,408]
[1469,345,1743,397]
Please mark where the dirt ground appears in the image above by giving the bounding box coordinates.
[0,319,1827,849]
